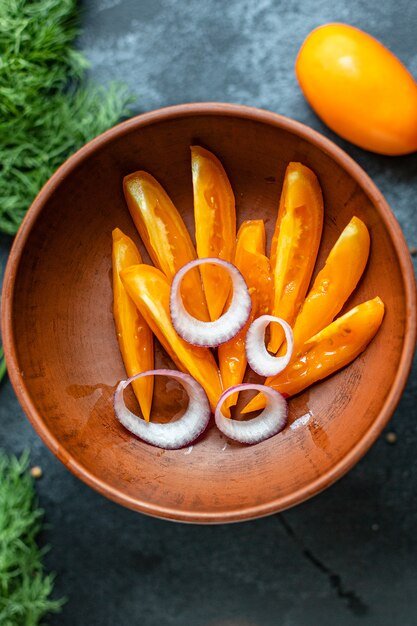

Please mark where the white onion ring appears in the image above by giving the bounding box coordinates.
[170,258,252,347]
[246,315,294,376]
[214,383,288,444]
[114,369,210,449]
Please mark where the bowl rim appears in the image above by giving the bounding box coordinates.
[2,102,416,523]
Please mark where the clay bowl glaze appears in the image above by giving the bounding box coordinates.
[3,103,416,523]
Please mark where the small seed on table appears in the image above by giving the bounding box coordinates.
[30,466,43,479]
[385,432,397,444]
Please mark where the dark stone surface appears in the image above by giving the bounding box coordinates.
[1,1,417,624]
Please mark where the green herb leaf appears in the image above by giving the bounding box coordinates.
[0,451,65,625]
[0,0,134,235]
[0,346,6,384]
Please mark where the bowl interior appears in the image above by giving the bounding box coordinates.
[6,108,412,522]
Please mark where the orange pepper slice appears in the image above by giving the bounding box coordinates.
[121,264,223,412]
[191,146,236,321]
[112,228,154,421]
[234,220,273,317]
[283,216,370,356]
[242,297,384,412]
[218,220,273,408]
[123,171,209,321]
[268,162,324,353]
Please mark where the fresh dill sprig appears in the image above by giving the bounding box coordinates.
[0,346,6,383]
[0,451,64,625]
[0,0,134,235]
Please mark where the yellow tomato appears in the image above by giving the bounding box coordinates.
[295,23,417,155]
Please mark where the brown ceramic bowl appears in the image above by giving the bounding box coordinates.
[2,103,416,523]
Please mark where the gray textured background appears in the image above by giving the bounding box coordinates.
[1,1,417,624]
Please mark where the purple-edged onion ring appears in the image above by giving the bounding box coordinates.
[170,258,252,347]
[114,369,210,449]
[214,383,288,444]
[246,315,294,376]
